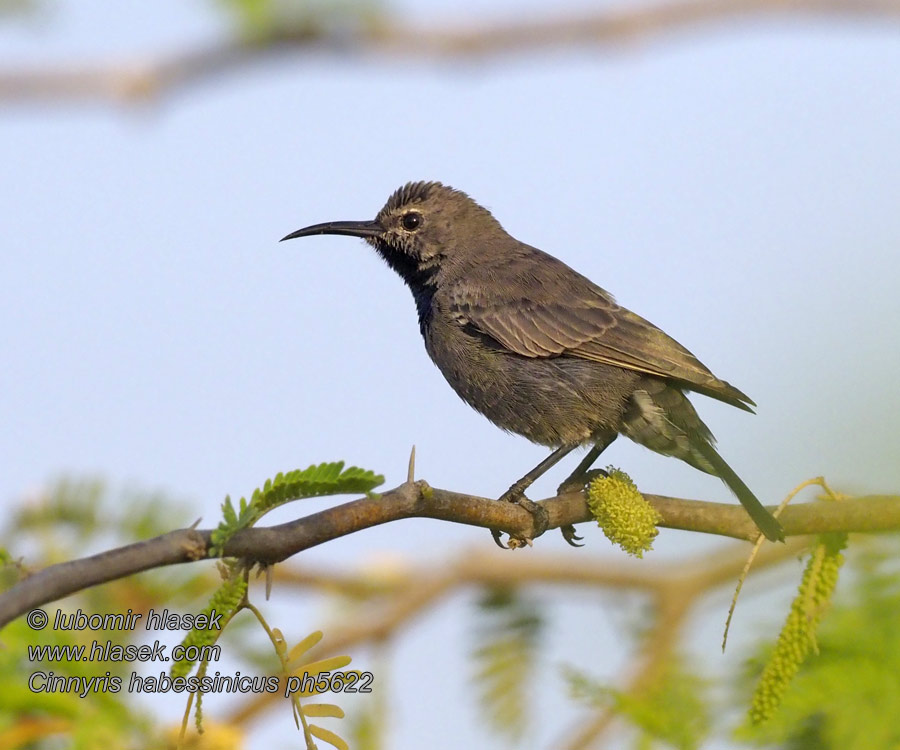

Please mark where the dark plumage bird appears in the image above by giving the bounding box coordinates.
[282,181,784,543]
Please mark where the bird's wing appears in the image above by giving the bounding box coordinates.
[447,254,754,410]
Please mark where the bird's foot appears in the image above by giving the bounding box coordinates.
[559,525,584,547]
[490,486,549,549]
[554,468,608,546]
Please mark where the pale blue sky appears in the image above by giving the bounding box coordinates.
[2,3,899,748]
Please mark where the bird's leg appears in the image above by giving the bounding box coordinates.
[492,444,579,548]
[557,434,617,492]
[555,434,617,547]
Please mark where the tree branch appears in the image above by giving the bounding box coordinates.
[2,0,899,104]
[1,480,897,628]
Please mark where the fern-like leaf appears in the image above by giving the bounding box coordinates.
[170,565,247,679]
[309,724,350,750]
[210,461,384,557]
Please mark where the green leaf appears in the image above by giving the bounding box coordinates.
[309,724,350,750]
[170,569,246,679]
[294,655,353,677]
[303,703,345,718]
[287,630,324,666]
[210,461,384,556]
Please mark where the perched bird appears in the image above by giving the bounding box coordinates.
[281,181,784,544]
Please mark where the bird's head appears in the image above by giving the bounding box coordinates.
[281,181,503,280]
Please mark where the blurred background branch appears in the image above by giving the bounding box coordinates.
[2,0,900,104]
[230,538,807,738]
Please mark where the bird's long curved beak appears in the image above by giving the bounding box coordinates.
[280,220,382,242]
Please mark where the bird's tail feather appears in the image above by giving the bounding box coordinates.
[693,440,784,542]
[622,379,784,542]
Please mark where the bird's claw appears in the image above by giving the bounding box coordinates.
[554,468,610,546]
[490,528,509,549]
[560,525,584,547]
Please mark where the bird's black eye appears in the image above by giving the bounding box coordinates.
[401,212,422,231]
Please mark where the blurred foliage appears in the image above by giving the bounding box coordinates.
[0,0,384,33]
[164,722,244,749]
[471,587,543,743]
[4,477,900,748]
[0,479,216,749]
[215,0,383,41]
[738,535,900,750]
[566,658,711,750]
[10,478,191,556]
[347,704,381,750]
[1,476,363,749]
[0,615,158,749]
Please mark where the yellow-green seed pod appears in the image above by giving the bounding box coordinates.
[748,532,847,724]
[586,468,661,558]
